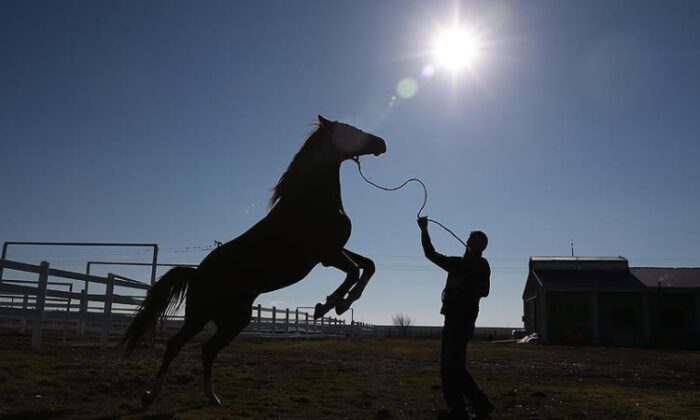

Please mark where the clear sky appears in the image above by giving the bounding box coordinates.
[2,1,699,327]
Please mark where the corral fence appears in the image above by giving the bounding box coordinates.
[0,258,373,350]
[371,325,519,340]
[156,305,374,339]
[0,259,149,350]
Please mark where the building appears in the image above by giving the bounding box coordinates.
[522,257,700,347]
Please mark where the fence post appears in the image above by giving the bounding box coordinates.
[62,284,73,341]
[272,306,277,333]
[31,261,50,350]
[305,312,309,335]
[79,290,87,337]
[66,284,73,313]
[285,308,290,333]
[0,243,8,286]
[20,294,28,333]
[295,309,299,334]
[150,245,159,285]
[100,274,115,350]
[256,304,262,332]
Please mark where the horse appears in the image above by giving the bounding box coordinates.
[122,115,387,407]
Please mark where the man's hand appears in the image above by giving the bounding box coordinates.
[417,216,429,231]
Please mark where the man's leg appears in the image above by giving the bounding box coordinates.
[460,324,495,418]
[441,316,469,417]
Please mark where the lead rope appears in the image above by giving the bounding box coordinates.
[353,158,467,248]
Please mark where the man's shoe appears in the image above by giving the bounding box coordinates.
[473,400,495,419]
[436,408,469,420]
[447,408,470,420]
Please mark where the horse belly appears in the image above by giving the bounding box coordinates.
[258,234,322,285]
[195,211,350,294]
[256,258,317,293]
[315,213,352,254]
[198,235,318,294]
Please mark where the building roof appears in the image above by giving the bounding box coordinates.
[523,257,700,297]
[529,256,629,272]
[532,269,645,291]
[523,257,638,295]
[530,256,628,263]
[631,268,700,289]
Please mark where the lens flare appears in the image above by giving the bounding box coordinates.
[421,64,436,78]
[396,78,418,99]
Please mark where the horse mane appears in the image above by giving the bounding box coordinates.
[269,123,325,208]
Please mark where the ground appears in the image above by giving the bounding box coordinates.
[0,330,698,419]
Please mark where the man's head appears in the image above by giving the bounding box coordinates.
[466,230,488,257]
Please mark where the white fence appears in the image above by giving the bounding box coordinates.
[154,305,373,339]
[0,259,150,350]
[371,325,520,340]
[0,259,373,350]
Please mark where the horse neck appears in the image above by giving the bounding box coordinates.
[307,161,343,209]
[286,161,343,211]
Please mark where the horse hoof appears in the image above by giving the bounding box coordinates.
[141,390,156,408]
[335,300,350,315]
[313,303,327,319]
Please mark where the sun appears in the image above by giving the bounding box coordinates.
[432,26,481,72]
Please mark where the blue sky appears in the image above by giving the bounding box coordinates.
[2,1,699,327]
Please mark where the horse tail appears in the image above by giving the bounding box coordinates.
[121,266,195,357]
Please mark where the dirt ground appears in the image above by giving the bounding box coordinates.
[0,330,698,419]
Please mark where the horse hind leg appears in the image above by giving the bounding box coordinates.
[335,277,370,315]
[314,274,357,319]
[335,250,375,315]
[313,251,361,319]
[202,298,253,406]
[141,314,208,408]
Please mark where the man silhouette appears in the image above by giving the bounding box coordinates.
[417,216,495,420]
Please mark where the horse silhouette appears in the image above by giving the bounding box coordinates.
[122,115,387,407]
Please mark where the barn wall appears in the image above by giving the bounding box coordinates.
[546,292,592,345]
[523,296,536,334]
[650,292,697,348]
[597,292,644,347]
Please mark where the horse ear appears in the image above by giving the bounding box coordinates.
[317,114,331,127]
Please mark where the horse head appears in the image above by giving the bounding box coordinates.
[318,115,387,162]
[269,116,387,208]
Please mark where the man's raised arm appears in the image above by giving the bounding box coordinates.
[417,217,457,272]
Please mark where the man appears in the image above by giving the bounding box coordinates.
[417,216,495,420]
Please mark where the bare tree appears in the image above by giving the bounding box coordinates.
[392,313,414,337]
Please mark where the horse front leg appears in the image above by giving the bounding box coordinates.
[334,250,375,315]
[313,251,359,319]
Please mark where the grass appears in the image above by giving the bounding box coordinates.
[0,330,698,419]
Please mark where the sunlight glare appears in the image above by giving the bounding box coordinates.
[433,26,480,72]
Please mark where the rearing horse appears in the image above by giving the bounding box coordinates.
[122,115,387,407]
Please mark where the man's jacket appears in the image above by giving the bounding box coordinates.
[421,232,490,322]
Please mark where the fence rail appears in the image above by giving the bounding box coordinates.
[0,258,373,350]
[370,325,519,340]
